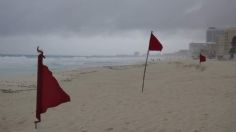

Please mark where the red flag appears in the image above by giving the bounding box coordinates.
[199,53,206,63]
[35,48,70,126]
[142,31,163,93]
[149,32,163,51]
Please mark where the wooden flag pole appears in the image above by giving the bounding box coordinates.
[142,49,150,93]
[199,53,201,65]
[35,46,43,129]
[199,56,201,65]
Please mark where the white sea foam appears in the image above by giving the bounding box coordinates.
[0,55,147,76]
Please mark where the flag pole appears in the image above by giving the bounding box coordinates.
[199,52,202,65]
[35,46,44,129]
[141,31,163,93]
[142,49,150,93]
[199,55,201,65]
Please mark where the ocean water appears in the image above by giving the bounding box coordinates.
[0,54,149,76]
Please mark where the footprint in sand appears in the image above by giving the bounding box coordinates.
[174,129,182,132]
[125,122,130,125]
[158,129,166,132]
[105,127,114,131]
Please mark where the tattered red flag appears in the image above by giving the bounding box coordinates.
[199,53,206,63]
[35,47,70,128]
[149,32,163,51]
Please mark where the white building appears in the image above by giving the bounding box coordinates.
[189,27,236,60]
[189,43,207,59]
[206,27,224,42]
[216,27,236,59]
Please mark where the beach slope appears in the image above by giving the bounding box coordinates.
[0,60,236,132]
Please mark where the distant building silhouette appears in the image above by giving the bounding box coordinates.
[215,27,236,59]
[134,51,140,56]
[206,27,224,42]
[189,27,236,60]
[189,43,207,59]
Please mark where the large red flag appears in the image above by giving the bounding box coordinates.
[142,31,163,93]
[199,53,206,63]
[35,47,70,127]
[149,32,163,51]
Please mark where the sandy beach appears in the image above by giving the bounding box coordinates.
[0,60,236,132]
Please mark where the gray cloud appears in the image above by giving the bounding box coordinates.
[0,0,235,55]
[0,0,235,36]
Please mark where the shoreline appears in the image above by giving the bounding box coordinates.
[0,59,234,93]
[0,61,146,93]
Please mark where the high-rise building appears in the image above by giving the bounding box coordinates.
[206,27,224,42]
[189,27,236,60]
[216,27,236,59]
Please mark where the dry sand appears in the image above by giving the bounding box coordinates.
[0,60,236,132]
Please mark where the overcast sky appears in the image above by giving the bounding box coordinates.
[0,0,235,55]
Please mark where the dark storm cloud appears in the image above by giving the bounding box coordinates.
[0,0,235,36]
